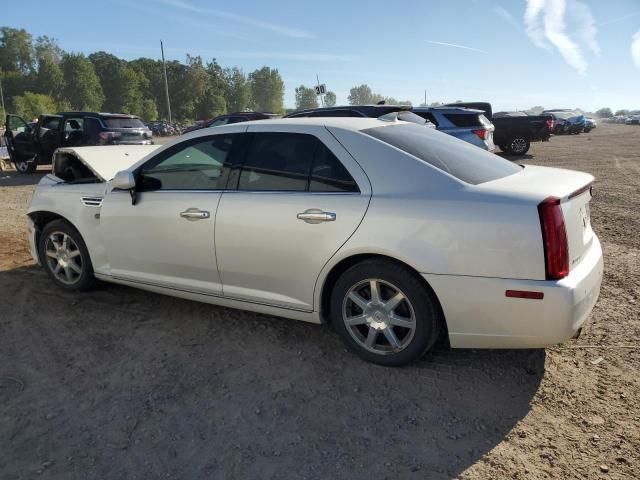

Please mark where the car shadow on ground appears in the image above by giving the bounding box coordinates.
[0,266,545,480]
[0,167,47,187]
[495,152,534,161]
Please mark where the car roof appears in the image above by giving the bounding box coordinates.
[414,106,484,114]
[186,117,399,135]
[285,105,412,117]
[56,112,140,118]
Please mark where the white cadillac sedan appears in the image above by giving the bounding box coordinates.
[26,118,603,366]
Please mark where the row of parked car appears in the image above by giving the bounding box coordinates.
[2,101,601,174]
[602,115,640,125]
[183,102,555,156]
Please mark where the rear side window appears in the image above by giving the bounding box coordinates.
[102,117,145,128]
[310,144,359,192]
[362,123,520,185]
[443,113,485,127]
[238,133,359,192]
[239,133,316,191]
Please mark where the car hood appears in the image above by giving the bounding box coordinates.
[53,145,160,181]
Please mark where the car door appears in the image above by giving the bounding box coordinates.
[99,131,244,295]
[4,114,36,159]
[214,124,371,312]
[35,115,63,160]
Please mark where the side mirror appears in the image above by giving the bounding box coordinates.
[112,170,135,190]
[112,170,138,205]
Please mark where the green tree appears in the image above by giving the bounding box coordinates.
[33,58,64,99]
[89,52,145,114]
[294,85,318,110]
[248,66,284,113]
[614,109,629,116]
[348,84,383,105]
[594,108,612,118]
[0,27,33,74]
[324,91,336,107]
[60,53,104,110]
[224,67,249,112]
[141,98,158,121]
[12,91,57,119]
[34,35,63,65]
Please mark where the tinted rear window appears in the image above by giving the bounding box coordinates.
[362,123,520,185]
[443,113,486,127]
[102,117,145,128]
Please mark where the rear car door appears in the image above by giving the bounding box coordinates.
[214,124,371,312]
[35,115,64,160]
[100,130,244,294]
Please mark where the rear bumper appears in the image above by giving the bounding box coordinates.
[423,236,604,349]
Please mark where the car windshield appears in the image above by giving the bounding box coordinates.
[362,123,521,185]
[102,117,145,128]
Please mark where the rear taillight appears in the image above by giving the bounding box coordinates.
[99,131,122,143]
[546,118,554,131]
[538,196,569,280]
[472,129,487,140]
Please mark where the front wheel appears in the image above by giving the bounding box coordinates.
[507,137,530,155]
[14,155,37,174]
[38,219,96,291]
[331,259,443,366]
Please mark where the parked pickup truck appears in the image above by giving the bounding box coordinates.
[3,112,153,174]
[445,103,553,155]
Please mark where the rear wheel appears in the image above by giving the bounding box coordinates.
[507,137,530,155]
[331,259,443,366]
[38,219,96,292]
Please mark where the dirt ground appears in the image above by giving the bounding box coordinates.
[0,124,638,479]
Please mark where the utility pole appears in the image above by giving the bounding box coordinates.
[316,73,324,107]
[0,68,5,119]
[424,89,427,106]
[160,40,172,123]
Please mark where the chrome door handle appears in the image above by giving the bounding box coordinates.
[180,208,210,220]
[297,209,336,224]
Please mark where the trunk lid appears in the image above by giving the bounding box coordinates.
[479,164,595,274]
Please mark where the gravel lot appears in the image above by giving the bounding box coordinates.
[0,124,638,479]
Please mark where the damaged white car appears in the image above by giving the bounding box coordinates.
[27,118,603,365]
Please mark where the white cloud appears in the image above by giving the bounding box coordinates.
[425,40,489,54]
[524,0,599,75]
[159,0,314,38]
[632,31,640,69]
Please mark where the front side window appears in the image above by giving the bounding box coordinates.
[138,135,235,191]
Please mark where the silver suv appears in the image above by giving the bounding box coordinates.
[413,107,495,151]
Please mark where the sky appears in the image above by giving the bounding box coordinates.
[4,0,640,112]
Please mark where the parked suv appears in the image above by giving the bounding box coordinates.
[413,107,495,151]
[3,112,153,173]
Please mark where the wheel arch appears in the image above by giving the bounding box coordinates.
[317,252,449,345]
[28,211,83,263]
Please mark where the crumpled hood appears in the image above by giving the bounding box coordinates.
[53,145,160,181]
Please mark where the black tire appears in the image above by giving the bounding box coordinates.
[506,137,530,155]
[38,219,96,292]
[14,156,37,174]
[498,144,507,152]
[330,258,443,366]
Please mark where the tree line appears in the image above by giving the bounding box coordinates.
[0,27,421,123]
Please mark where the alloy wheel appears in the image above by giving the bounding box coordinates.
[510,138,527,154]
[342,278,417,355]
[44,231,83,285]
